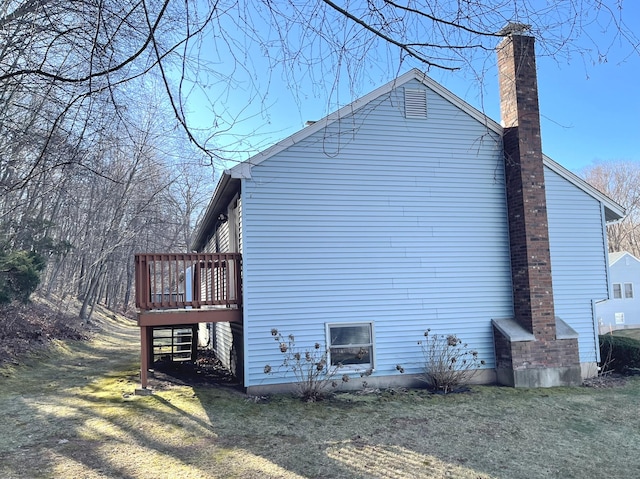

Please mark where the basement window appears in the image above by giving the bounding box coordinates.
[326,322,374,370]
[404,88,427,119]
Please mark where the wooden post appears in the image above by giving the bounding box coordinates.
[191,324,198,362]
[235,254,242,306]
[140,325,149,388]
[193,259,201,308]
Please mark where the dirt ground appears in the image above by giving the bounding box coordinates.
[149,349,240,389]
[0,298,89,368]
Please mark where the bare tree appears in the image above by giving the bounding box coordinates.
[583,161,640,256]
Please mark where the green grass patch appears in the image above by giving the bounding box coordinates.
[2,315,640,478]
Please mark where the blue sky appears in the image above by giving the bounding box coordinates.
[435,42,640,173]
[188,4,639,175]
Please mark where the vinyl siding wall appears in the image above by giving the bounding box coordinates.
[204,221,229,253]
[545,167,608,363]
[596,254,640,331]
[241,80,514,387]
[203,196,243,374]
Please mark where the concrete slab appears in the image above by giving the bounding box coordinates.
[134,388,154,396]
[492,318,535,342]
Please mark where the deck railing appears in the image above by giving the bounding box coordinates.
[135,253,242,311]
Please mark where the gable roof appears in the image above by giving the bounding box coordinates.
[192,69,625,250]
[609,251,640,266]
[226,69,501,179]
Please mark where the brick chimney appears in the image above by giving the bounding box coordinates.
[492,29,582,387]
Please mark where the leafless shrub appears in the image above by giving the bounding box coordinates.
[264,329,346,401]
[598,333,615,377]
[418,329,485,394]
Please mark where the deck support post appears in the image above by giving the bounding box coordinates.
[191,324,199,361]
[140,325,150,389]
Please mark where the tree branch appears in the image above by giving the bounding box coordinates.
[0,0,171,84]
[320,0,458,70]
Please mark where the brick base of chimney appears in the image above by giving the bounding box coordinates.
[492,318,582,387]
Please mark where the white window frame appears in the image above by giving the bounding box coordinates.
[326,322,375,373]
[624,283,634,299]
[615,312,625,325]
[613,283,622,299]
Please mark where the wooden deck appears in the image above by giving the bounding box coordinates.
[137,307,241,326]
[134,253,242,388]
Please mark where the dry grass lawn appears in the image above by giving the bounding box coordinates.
[614,328,640,341]
[1,312,640,479]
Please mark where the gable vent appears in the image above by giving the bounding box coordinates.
[404,88,427,119]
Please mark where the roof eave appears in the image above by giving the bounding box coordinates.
[542,155,626,222]
[191,172,239,251]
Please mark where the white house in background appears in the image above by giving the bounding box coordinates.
[596,252,640,333]
[186,33,624,394]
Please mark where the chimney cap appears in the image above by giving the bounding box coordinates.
[498,22,532,36]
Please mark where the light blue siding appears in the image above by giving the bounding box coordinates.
[546,167,608,363]
[596,253,640,331]
[204,197,243,373]
[241,80,514,387]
